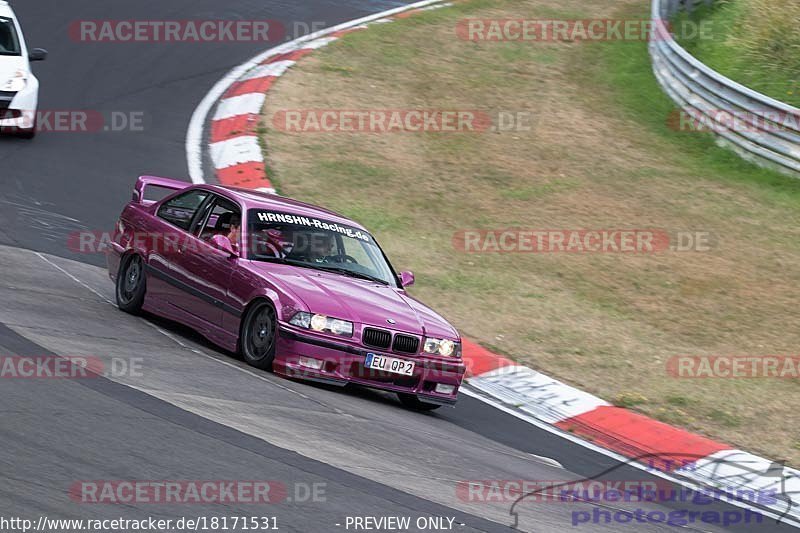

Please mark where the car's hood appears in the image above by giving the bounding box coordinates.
[247,262,458,340]
[0,56,26,83]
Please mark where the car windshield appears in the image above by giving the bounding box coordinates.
[246,209,398,287]
[0,17,21,56]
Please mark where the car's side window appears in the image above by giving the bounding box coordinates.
[156,190,210,231]
[196,197,242,245]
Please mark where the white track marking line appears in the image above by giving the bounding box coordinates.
[33,251,114,305]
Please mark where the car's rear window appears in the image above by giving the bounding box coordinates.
[0,17,21,56]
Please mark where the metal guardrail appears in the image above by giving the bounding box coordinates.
[650,0,800,177]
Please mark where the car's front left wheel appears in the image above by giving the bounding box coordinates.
[241,301,277,371]
[116,254,146,314]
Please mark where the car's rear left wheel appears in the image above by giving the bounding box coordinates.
[398,393,442,411]
[241,301,277,371]
[116,254,146,314]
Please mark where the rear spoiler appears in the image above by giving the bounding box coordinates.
[133,175,190,206]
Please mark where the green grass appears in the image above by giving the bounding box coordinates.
[580,3,800,202]
[613,392,649,408]
[674,0,800,107]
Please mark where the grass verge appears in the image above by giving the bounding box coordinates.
[674,0,800,107]
[260,0,800,465]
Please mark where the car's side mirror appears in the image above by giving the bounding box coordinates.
[210,235,238,258]
[399,271,415,288]
[29,48,48,62]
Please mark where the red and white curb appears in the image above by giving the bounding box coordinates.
[188,1,800,525]
[186,0,449,193]
[462,348,800,524]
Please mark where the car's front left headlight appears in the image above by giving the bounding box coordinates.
[289,311,354,337]
[424,338,461,357]
[1,70,28,92]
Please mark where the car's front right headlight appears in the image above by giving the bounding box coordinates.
[1,70,28,92]
[423,338,461,357]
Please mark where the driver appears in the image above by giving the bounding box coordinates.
[305,232,335,263]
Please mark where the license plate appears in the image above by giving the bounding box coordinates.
[364,353,415,376]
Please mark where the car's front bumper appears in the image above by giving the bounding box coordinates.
[0,75,39,130]
[275,325,466,405]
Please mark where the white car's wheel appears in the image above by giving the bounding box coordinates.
[18,111,37,139]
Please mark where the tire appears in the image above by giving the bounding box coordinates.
[240,301,277,371]
[116,254,146,314]
[398,393,442,412]
[17,115,37,139]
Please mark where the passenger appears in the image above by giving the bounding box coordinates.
[226,214,241,251]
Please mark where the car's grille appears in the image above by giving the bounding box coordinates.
[0,91,15,111]
[392,334,420,354]
[363,327,392,349]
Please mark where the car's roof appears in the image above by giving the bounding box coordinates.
[0,2,15,18]
[202,185,369,231]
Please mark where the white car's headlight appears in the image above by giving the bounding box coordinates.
[1,70,28,92]
[290,312,354,337]
[423,338,461,357]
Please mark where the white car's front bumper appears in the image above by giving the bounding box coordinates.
[0,74,39,129]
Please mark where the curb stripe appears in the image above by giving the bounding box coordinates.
[301,36,339,50]
[461,339,514,377]
[262,49,316,64]
[555,406,731,471]
[224,77,279,100]
[210,136,262,169]
[217,162,270,188]
[239,60,296,82]
[468,365,610,424]
[213,93,266,122]
[210,115,260,143]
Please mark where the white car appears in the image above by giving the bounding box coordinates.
[0,0,46,138]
